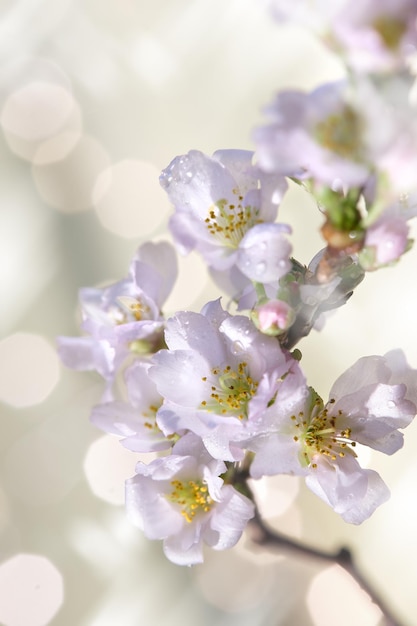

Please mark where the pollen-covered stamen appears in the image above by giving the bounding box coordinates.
[373,16,406,50]
[167,479,213,523]
[117,296,151,322]
[204,195,261,248]
[142,403,162,432]
[293,395,357,466]
[106,305,127,325]
[314,105,363,160]
[200,363,258,420]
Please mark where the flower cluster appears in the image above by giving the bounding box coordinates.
[59,0,417,565]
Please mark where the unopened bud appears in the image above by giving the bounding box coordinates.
[251,299,295,336]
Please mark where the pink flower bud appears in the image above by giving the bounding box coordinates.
[252,299,295,335]
[364,215,409,268]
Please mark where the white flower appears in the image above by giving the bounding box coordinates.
[248,350,417,523]
[125,437,254,565]
[266,0,417,72]
[150,299,297,461]
[90,360,175,453]
[57,241,177,398]
[254,77,408,190]
[160,149,290,280]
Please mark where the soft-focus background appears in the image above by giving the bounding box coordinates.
[1,1,417,625]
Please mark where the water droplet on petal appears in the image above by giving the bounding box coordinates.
[387,400,396,408]
[255,261,266,276]
[160,154,196,189]
[231,341,244,355]
[271,189,282,204]
[159,172,172,189]
[305,296,317,306]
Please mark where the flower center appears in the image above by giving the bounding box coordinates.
[204,196,260,248]
[117,296,151,322]
[167,479,212,522]
[142,403,163,432]
[314,105,363,160]
[373,16,405,50]
[291,392,357,467]
[200,363,258,420]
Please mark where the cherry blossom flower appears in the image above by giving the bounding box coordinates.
[331,0,417,73]
[125,436,254,565]
[265,0,417,72]
[150,299,299,461]
[57,241,177,397]
[254,77,402,189]
[360,193,417,270]
[160,149,291,283]
[361,215,410,269]
[90,360,175,453]
[248,350,417,523]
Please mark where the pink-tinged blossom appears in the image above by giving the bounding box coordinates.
[380,133,417,196]
[150,299,299,461]
[265,0,417,72]
[160,149,291,282]
[251,299,296,335]
[360,194,417,270]
[248,350,417,523]
[125,437,254,565]
[332,0,417,73]
[90,360,175,453]
[57,241,177,398]
[362,215,409,269]
[254,77,404,189]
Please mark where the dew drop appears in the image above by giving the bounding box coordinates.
[387,400,396,408]
[255,261,266,275]
[159,172,173,189]
[159,154,196,189]
[271,189,282,204]
[305,296,317,306]
[231,341,244,355]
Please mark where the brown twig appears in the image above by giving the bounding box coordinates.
[249,506,403,626]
